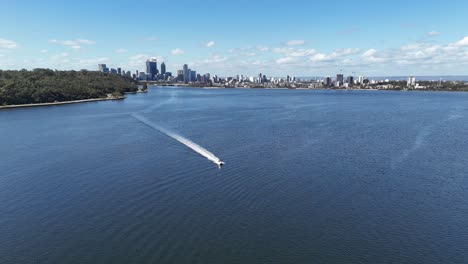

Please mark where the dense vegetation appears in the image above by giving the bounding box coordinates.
[0,69,138,106]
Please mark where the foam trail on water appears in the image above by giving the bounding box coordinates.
[132,114,223,166]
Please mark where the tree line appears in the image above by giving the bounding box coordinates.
[0,69,138,105]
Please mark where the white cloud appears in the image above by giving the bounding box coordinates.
[310,48,360,62]
[171,48,185,55]
[452,36,468,47]
[0,38,17,49]
[76,39,96,45]
[256,45,269,52]
[40,49,48,53]
[78,57,110,66]
[276,57,296,64]
[427,31,440,37]
[273,47,316,57]
[362,49,377,57]
[286,40,306,46]
[123,54,165,72]
[49,39,96,49]
[115,48,128,53]
[205,41,215,48]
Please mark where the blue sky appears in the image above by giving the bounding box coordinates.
[1,0,468,76]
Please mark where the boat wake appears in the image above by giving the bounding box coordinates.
[132,114,224,167]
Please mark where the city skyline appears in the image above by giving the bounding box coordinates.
[1,0,468,76]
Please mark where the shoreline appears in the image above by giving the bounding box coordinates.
[153,85,468,93]
[0,96,125,110]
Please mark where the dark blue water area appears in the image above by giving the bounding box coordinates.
[1,87,468,263]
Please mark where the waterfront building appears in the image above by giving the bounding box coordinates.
[161,62,166,75]
[358,76,365,84]
[183,64,189,83]
[336,74,344,84]
[191,70,196,82]
[346,76,354,87]
[139,72,147,81]
[407,76,416,87]
[146,59,158,81]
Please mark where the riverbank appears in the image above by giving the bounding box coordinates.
[0,96,125,110]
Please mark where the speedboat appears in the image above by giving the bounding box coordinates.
[217,161,225,168]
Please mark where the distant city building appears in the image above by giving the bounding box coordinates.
[110,68,117,74]
[358,76,365,84]
[324,76,332,87]
[98,64,109,73]
[98,64,106,72]
[139,72,147,81]
[346,76,354,87]
[161,62,166,75]
[407,76,416,87]
[146,59,158,81]
[177,70,184,82]
[183,64,189,83]
[117,68,122,75]
[190,70,196,82]
[336,74,344,84]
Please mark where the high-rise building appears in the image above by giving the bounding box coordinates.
[177,70,184,82]
[146,59,158,80]
[98,64,107,72]
[346,76,354,87]
[407,76,416,87]
[358,76,365,84]
[190,70,196,82]
[324,77,332,87]
[336,74,344,84]
[183,64,189,83]
[161,62,166,75]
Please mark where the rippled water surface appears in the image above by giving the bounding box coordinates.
[1,87,468,263]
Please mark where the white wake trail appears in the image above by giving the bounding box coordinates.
[132,114,223,166]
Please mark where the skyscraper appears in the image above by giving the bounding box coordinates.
[161,62,166,75]
[183,64,189,83]
[346,76,354,87]
[336,74,344,84]
[146,59,158,81]
[190,70,196,82]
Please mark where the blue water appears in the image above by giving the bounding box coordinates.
[1,87,468,263]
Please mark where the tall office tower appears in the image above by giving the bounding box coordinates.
[336,74,344,84]
[358,76,365,84]
[146,59,158,80]
[346,76,354,87]
[98,64,107,72]
[183,64,189,83]
[324,76,332,87]
[161,62,166,75]
[117,68,122,75]
[190,70,196,82]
